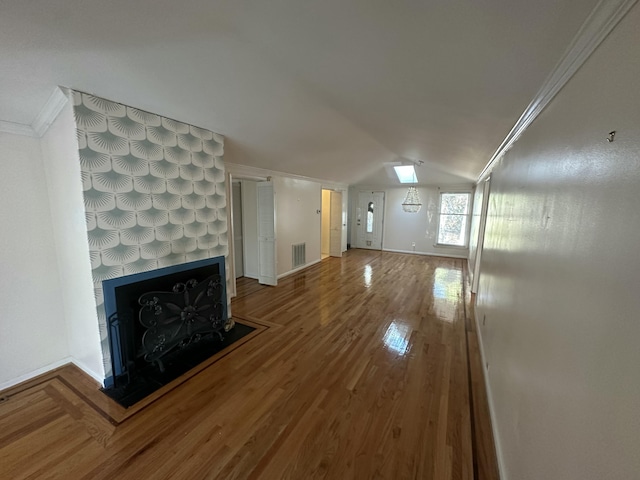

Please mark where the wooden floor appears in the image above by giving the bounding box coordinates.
[0,250,499,479]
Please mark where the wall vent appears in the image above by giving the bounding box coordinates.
[292,243,306,268]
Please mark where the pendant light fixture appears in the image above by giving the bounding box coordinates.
[401,167,422,213]
[401,186,422,213]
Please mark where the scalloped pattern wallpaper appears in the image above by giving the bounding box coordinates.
[72,91,229,375]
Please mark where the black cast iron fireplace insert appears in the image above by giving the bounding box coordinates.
[137,274,225,369]
[100,257,252,407]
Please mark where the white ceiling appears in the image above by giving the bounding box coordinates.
[0,0,599,186]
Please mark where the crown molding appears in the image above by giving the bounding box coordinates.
[351,182,473,191]
[478,0,638,181]
[226,162,349,189]
[0,86,69,138]
[32,87,69,137]
[0,120,36,137]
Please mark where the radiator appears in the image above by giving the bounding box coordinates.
[292,243,306,268]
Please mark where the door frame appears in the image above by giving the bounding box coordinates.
[231,180,244,279]
[329,190,343,257]
[321,188,344,258]
[256,180,277,286]
[471,175,491,293]
[227,173,269,297]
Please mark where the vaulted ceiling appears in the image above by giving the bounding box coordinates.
[0,0,599,186]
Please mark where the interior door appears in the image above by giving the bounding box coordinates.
[356,191,384,250]
[240,179,259,279]
[231,182,244,278]
[329,191,342,257]
[256,181,277,286]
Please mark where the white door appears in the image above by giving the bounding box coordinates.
[356,191,384,250]
[329,191,343,257]
[257,181,277,286]
[231,182,244,278]
[240,179,259,280]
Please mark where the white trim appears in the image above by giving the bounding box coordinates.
[226,172,238,298]
[276,259,322,279]
[353,183,473,191]
[478,0,639,181]
[434,243,469,250]
[471,176,491,293]
[383,248,468,260]
[474,312,507,479]
[0,357,104,392]
[0,356,74,392]
[32,87,69,137]
[226,162,348,190]
[435,191,473,248]
[0,86,69,138]
[70,358,104,385]
[225,166,268,182]
[0,120,36,137]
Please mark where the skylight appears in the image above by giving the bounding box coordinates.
[393,165,417,184]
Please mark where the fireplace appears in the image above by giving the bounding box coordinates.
[101,256,237,406]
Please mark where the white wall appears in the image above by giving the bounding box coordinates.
[40,100,104,383]
[476,5,640,479]
[0,132,70,389]
[350,185,472,258]
[274,176,321,275]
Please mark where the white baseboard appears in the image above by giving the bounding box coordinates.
[277,259,322,279]
[383,248,468,260]
[0,356,74,391]
[70,358,104,385]
[0,356,105,392]
[474,311,507,479]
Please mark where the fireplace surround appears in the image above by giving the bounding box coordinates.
[102,256,229,394]
[71,90,230,385]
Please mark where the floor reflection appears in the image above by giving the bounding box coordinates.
[363,264,372,287]
[382,321,411,355]
[432,267,462,321]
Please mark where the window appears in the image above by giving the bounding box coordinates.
[436,192,471,247]
[393,165,417,184]
[366,202,374,233]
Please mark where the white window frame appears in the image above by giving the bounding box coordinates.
[435,190,473,248]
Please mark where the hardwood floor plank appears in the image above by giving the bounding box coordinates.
[0,250,499,479]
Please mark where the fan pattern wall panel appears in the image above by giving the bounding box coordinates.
[72,91,228,375]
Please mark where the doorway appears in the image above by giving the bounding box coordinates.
[321,189,343,259]
[228,174,278,296]
[231,181,244,278]
[356,191,385,250]
[229,178,262,289]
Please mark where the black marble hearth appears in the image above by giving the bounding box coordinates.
[100,257,246,408]
[101,321,254,408]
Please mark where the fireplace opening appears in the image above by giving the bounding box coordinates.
[100,257,254,408]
